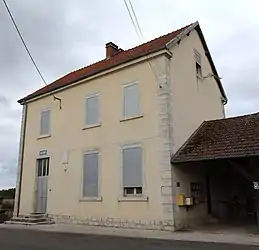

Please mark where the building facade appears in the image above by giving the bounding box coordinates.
[14,22,227,230]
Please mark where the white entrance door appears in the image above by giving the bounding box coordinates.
[35,158,49,213]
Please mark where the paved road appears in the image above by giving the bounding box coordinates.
[0,228,258,250]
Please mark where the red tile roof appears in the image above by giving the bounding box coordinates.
[18,24,192,103]
[172,113,259,163]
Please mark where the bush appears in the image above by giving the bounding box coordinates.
[1,199,14,211]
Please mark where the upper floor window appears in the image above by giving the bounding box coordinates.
[85,94,100,126]
[83,150,99,197]
[40,109,50,136]
[123,82,140,118]
[194,49,202,78]
[122,145,143,196]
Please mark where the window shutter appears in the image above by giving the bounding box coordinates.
[83,152,99,197]
[194,50,201,65]
[40,110,50,135]
[123,147,142,187]
[85,95,99,125]
[124,84,139,117]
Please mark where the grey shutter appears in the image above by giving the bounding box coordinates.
[194,50,201,65]
[124,84,139,117]
[85,95,99,125]
[40,110,50,135]
[123,147,142,187]
[83,152,99,197]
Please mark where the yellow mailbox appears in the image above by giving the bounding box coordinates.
[177,194,185,206]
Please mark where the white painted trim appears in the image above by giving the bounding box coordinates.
[84,93,100,127]
[22,50,171,104]
[37,134,51,140]
[118,196,148,202]
[82,124,101,130]
[120,114,143,122]
[81,149,101,198]
[85,92,100,99]
[119,143,146,198]
[79,197,102,202]
[123,80,139,87]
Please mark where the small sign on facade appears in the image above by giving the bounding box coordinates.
[253,182,259,190]
[39,150,47,156]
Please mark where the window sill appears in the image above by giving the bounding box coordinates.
[79,197,103,202]
[118,196,149,202]
[37,134,51,140]
[82,123,101,130]
[120,114,144,122]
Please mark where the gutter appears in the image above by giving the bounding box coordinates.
[18,49,172,105]
[14,103,27,217]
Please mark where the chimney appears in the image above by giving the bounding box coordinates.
[106,42,119,58]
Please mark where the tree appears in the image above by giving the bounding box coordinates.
[0,188,15,199]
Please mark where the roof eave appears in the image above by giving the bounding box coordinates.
[195,24,228,104]
[172,153,259,164]
[18,48,172,104]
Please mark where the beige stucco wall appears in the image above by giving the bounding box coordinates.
[170,29,225,153]
[19,56,168,225]
[169,29,225,229]
[18,28,226,230]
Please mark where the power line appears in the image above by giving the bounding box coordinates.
[2,0,62,108]
[128,0,144,40]
[123,0,159,83]
[2,0,48,86]
[123,0,141,41]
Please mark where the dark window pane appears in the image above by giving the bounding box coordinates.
[124,187,134,195]
[37,160,42,176]
[136,187,142,194]
[42,159,46,176]
[46,158,49,176]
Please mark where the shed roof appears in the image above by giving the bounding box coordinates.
[172,113,259,163]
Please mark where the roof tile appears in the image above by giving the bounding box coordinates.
[18,24,192,103]
[172,113,259,163]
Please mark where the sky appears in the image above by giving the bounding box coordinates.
[0,0,259,189]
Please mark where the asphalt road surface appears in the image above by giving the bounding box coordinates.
[0,228,258,250]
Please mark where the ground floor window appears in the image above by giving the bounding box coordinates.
[122,145,143,197]
[83,151,99,197]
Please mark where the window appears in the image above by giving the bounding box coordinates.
[83,151,99,197]
[190,182,205,205]
[123,83,140,118]
[85,94,100,126]
[122,146,143,196]
[40,109,50,135]
[194,49,202,77]
[37,158,49,177]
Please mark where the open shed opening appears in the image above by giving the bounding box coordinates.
[172,113,259,232]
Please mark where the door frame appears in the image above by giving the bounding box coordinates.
[34,155,50,213]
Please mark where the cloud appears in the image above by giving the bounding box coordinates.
[0,0,258,188]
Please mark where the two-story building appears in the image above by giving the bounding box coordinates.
[13,22,228,230]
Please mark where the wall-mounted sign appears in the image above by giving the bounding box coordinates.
[39,150,48,156]
[253,182,259,190]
